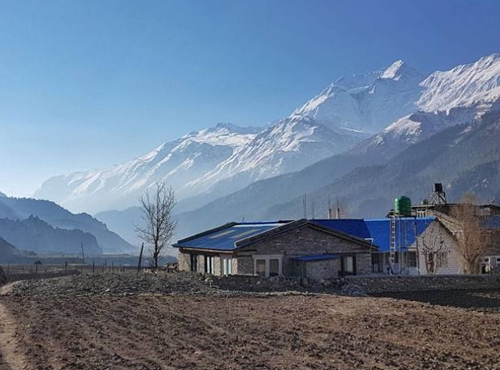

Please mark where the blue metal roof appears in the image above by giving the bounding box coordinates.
[365,217,435,251]
[292,254,340,262]
[313,219,371,239]
[313,217,436,252]
[174,222,287,251]
[175,217,436,253]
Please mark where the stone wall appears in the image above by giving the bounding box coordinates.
[177,250,225,275]
[356,254,372,276]
[236,255,253,275]
[207,272,500,295]
[178,251,190,272]
[237,224,372,276]
[208,274,310,292]
[345,274,500,294]
[305,259,339,281]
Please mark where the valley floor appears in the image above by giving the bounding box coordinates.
[1,274,500,370]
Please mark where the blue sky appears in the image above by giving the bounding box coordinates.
[1,0,500,196]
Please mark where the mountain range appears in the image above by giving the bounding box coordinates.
[35,58,433,214]
[33,53,500,248]
[0,196,134,255]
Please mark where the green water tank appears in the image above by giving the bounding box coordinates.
[394,196,412,216]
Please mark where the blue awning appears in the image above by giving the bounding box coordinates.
[292,254,340,262]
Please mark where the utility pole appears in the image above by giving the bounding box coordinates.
[80,242,85,264]
[302,194,307,219]
[137,243,144,273]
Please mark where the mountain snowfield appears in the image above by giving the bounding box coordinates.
[36,123,260,213]
[36,53,500,216]
[292,60,426,134]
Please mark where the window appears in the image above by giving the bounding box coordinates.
[253,255,283,277]
[204,255,215,274]
[222,257,233,276]
[343,256,354,274]
[269,259,279,276]
[372,253,384,273]
[416,210,427,218]
[408,252,417,268]
[256,259,266,277]
[496,257,500,265]
[437,251,448,268]
[190,254,198,272]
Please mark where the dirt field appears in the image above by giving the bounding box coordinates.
[1,274,500,370]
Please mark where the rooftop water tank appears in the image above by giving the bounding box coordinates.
[394,196,412,216]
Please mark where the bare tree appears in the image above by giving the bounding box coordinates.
[420,225,446,274]
[450,194,489,274]
[136,182,177,268]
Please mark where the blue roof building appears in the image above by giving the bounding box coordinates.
[174,219,375,279]
[314,217,436,251]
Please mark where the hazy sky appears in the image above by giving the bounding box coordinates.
[1,0,500,196]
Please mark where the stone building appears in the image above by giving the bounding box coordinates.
[173,219,375,280]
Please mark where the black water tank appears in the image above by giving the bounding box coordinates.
[434,183,443,192]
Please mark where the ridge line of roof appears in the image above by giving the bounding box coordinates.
[173,222,237,246]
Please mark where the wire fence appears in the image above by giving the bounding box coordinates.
[1,263,139,283]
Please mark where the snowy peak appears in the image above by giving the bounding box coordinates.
[292,60,425,134]
[181,122,260,148]
[211,122,261,135]
[381,60,406,79]
[379,60,423,82]
[418,53,500,113]
[180,114,362,199]
[35,53,500,216]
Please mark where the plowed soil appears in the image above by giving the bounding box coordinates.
[1,274,500,370]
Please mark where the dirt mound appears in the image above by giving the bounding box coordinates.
[9,271,217,297]
[0,266,7,286]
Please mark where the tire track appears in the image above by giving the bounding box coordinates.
[0,282,28,370]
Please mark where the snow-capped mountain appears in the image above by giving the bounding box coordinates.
[418,53,500,113]
[292,60,427,134]
[179,115,362,200]
[36,54,500,216]
[370,54,500,148]
[36,123,261,213]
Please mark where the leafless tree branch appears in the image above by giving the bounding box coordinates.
[135,182,177,268]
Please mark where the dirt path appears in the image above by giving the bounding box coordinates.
[0,282,28,370]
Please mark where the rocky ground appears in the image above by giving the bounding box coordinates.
[1,272,500,370]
